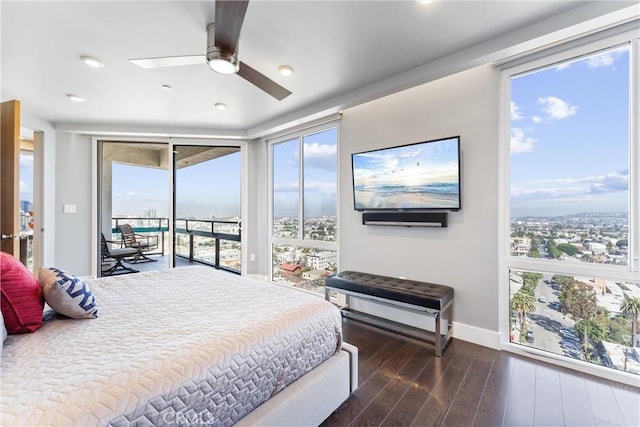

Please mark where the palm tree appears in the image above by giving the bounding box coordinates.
[511,291,536,342]
[621,296,640,347]
[562,283,597,358]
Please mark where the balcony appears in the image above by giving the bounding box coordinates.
[109,217,241,275]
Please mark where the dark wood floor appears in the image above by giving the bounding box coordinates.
[322,319,640,427]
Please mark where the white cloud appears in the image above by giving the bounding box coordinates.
[303,142,337,172]
[531,116,542,123]
[553,45,627,71]
[510,128,536,154]
[510,102,523,121]
[20,155,33,168]
[398,148,421,159]
[538,96,578,120]
[19,179,32,201]
[587,54,615,68]
[303,181,337,194]
[586,46,628,68]
[512,169,628,200]
[274,180,336,194]
[274,182,299,193]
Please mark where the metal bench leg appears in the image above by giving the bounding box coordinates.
[435,311,442,357]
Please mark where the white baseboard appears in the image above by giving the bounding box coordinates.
[452,321,501,350]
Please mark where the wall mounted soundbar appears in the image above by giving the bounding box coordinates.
[361,212,448,227]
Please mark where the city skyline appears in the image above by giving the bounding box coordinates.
[510,44,629,217]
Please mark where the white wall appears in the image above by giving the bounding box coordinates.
[338,65,500,340]
[244,139,268,277]
[53,132,93,275]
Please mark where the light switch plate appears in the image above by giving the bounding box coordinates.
[63,204,77,214]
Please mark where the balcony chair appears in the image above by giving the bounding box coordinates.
[117,223,158,263]
[101,234,139,276]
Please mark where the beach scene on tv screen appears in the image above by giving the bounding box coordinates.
[353,137,460,210]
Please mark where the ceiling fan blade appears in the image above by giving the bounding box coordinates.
[129,55,206,69]
[215,0,249,54]
[237,61,292,101]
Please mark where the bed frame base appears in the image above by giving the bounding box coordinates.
[237,342,358,426]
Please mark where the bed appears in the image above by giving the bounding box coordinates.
[0,266,358,426]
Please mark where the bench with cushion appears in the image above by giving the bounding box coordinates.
[325,271,453,356]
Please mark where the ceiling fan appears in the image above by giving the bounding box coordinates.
[129,0,292,101]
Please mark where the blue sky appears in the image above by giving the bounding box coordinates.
[510,44,629,217]
[273,128,337,218]
[19,153,33,205]
[112,150,241,219]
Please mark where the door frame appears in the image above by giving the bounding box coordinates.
[92,136,248,277]
[1,100,21,256]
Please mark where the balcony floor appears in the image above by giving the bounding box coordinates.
[105,253,198,275]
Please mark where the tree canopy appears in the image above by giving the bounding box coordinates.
[560,281,598,357]
[557,243,581,256]
[621,296,640,347]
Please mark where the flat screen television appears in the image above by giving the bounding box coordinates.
[352,136,461,211]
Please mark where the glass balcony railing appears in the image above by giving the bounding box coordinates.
[111,217,241,274]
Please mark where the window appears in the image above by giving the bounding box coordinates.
[270,125,338,294]
[174,146,242,273]
[502,35,639,377]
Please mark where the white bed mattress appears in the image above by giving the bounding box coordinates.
[0,266,343,426]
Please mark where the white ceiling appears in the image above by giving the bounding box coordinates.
[1,1,636,138]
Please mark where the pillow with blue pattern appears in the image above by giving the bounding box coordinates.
[38,267,98,319]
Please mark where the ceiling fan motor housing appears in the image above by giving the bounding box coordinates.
[206,23,239,74]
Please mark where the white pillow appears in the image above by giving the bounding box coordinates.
[38,267,98,319]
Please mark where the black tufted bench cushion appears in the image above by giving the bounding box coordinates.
[325,271,453,311]
[325,271,454,356]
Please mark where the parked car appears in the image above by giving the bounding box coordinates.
[526,329,535,343]
[538,296,547,303]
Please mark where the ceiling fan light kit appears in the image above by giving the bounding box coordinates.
[127,0,291,100]
[207,49,240,75]
[206,22,240,74]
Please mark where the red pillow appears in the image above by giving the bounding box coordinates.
[0,251,44,334]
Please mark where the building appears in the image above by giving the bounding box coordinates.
[279,263,302,276]
[143,207,156,218]
[20,200,32,213]
[306,251,337,271]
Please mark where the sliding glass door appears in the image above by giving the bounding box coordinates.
[173,145,242,273]
[99,141,170,275]
[99,141,243,276]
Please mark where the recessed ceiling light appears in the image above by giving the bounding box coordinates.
[66,94,85,103]
[417,0,433,4]
[80,55,104,68]
[278,65,294,77]
[161,84,173,91]
[214,102,227,110]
